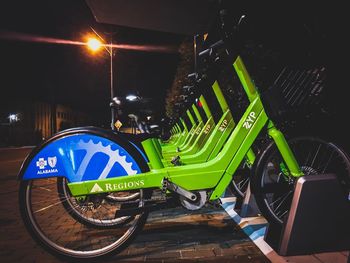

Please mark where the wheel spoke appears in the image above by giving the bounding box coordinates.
[239,178,249,189]
[20,178,147,259]
[34,200,66,213]
[255,137,350,226]
[272,190,293,212]
[321,149,335,173]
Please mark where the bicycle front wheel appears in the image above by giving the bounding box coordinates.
[19,177,149,260]
[251,137,350,225]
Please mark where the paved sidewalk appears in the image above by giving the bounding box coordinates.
[113,206,270,262]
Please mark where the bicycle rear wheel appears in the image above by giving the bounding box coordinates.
[19,177,149,260]
[251,137,350,225]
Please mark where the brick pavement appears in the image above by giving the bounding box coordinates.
[0,148,270,263]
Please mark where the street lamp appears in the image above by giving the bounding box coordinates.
[86,28,117,131]
[86,38,102,52]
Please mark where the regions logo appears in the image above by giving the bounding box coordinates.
[90,183,104,193]
[89,180,146,193]
[105,180,145,191]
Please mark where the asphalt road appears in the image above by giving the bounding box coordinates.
[0,147,270,263]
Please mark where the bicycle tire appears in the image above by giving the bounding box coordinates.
[251,136,350,225]
[19,179,150,260]
[18,127,152,260]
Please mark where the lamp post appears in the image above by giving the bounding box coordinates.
[86,29,117,131]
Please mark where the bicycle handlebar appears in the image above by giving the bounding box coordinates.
[182,85,194,93]
[198,39,225,58]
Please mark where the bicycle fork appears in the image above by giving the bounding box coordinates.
[267,121,304,177]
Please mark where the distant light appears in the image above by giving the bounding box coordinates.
[147,116,151,120]
[8,113,19,123]
[238,14,246,26]
[113,97,121,105]
[87,38,102,51]
[126,95,138,101]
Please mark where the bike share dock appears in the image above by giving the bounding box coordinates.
[220,175,350,263]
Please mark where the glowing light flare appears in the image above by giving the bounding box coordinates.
[0,31,85,46]
[0,31,178,53]
[86,38,102,52]
[108,43,176,53]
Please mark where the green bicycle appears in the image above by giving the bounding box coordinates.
[49,43,256,230]
[18,7,350,260]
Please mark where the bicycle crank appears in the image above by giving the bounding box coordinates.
[180,191,207,210]
[163,178,207,210]
[162,178,197,201]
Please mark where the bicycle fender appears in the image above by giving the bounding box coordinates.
[18,127,149,182]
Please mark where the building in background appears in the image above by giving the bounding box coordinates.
[0,101,92,147]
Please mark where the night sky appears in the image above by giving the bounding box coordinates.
[0,0,185,125]
[0,1,349,138]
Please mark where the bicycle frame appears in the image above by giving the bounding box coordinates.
[67,56,304,200]
[163,96,215,157]
[159,81,253,167]
[159,82,232,165]
[162,103,204,155]
[161,109,198,152]
[177,83,234,165]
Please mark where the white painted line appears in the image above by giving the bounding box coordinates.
[220,198,288,263]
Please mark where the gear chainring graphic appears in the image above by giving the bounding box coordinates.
[23,133,142,183]
[72,138,138,182]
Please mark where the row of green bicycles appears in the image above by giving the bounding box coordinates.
[18,7,350,261]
